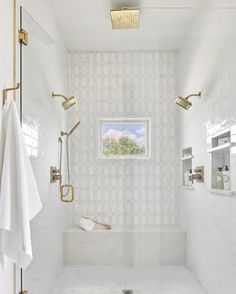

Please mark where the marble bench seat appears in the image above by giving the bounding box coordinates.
[63,226,186,266]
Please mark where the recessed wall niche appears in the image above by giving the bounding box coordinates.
[207,126,236,195]
[182,147,193,188]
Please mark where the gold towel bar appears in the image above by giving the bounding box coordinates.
[3,83,20,105]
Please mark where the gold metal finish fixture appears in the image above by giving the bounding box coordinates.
[175,92,201,110]
[61,121,80,137]
[2,83,20,105]
[192,166,204,182]
[18,29,28,46]
[61,184,74,202]
[51,137,75,202]
[50,166,61,183]
[110,8,140,29]
[52,92,77,110]
[19,291,28,294]
[13,0,16,101]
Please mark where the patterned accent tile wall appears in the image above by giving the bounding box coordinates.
[68,51,179,227]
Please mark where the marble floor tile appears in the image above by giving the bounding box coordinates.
[50,266,207,294]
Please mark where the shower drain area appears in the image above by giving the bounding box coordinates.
[50,266,207,294]
[62,289,139,294]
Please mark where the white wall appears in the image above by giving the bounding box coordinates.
[179,6,236,294]
[68,51,179,228]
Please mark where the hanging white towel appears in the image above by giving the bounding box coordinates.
[0,100,42,269]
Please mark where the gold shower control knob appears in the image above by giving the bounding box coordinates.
[50,166,61,183]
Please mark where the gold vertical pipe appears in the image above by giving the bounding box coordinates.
[13,0,17,288]
[13,0,17,290]
[13,0,16,101]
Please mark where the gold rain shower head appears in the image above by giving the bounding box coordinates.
[52,92,77,110]
[110,7,140,29]
[175,92,201,110]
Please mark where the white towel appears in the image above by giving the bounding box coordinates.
[0,100,42,269]
[79,218,95,231]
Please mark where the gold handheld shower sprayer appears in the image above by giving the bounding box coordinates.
[52,92,77,110]
[175,92,201,110]
[50,121,80,203]
[61,121,80,137]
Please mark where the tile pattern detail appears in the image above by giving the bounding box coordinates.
[68,52,179,227]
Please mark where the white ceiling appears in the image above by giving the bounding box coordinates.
[50,0,203,51]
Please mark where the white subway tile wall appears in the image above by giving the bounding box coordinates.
[68,51,179,227]
[179,8,236,294]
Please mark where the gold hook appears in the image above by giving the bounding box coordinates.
[3,83,20,105]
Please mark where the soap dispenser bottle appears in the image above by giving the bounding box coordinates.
[188,169,193,186]
[216,167,224,190]
[223,165,230,190]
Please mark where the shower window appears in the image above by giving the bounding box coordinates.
[99,118,151,158]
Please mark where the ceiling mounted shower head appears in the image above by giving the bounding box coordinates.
[175,92,201,110]
[52,92,77,110]
[110,7,140,29]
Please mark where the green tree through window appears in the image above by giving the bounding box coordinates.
[100,120,150,158]
[103,136,145,156]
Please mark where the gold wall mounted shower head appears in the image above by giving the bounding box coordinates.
[52,92,77,110]
[110,7,140,29]
[175,92,201,110]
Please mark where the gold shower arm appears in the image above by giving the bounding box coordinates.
[185,92,201,100]
[52,92,67,100]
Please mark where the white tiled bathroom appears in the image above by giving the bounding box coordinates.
[1,1,236,294]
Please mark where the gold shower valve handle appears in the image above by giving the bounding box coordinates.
[192,166,204,182]
[50,166,61,183]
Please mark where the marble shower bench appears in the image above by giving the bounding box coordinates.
[63,226,186,266]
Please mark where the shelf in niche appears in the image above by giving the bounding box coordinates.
[181,185,194,190]
[208,189,235,196]
[207,128,235,192]
[207,142,236,153]
[181,155,194,161]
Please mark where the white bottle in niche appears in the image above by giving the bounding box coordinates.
[184,171,189,186]
[223,165,230,190]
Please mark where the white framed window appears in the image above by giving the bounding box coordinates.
[99,118,151,159]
